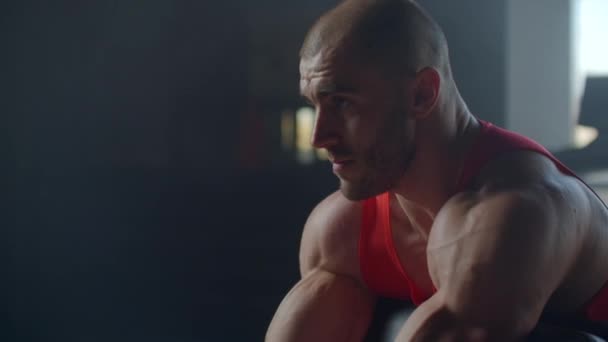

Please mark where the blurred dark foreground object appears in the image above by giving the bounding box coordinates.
[365,298,608,342]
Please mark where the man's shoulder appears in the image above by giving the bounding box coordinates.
[428,151,608,315]
[468,149,598,226]
[473,149,575,192]
[300,190,364,278]
[430,149,592,265]
[431,151,580,249]
[307,191,363,232]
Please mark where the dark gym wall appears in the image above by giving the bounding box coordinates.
[4,1,510,341]
[6,1,247,173]
[5,2,253,341]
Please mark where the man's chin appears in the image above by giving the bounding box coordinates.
[338,180,383,201]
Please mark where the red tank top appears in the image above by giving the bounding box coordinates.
[358,119,608,321]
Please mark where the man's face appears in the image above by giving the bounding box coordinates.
[299,50,416,200]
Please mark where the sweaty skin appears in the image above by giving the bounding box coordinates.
[266,0,608,341]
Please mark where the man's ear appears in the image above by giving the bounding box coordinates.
[411,67,440,119]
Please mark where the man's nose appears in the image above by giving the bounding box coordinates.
[310,106,339,148]
[310,107,340,149]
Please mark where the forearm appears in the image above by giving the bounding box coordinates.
[266,268,375,342]
[394,294,526,342]
[394,294,461,342]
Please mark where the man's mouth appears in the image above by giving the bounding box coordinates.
[331,158,354,175]
[330,158,352,165]
[327,151,352,164]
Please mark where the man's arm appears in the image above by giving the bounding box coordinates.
[265,192,376,342]
[396,185,587,341]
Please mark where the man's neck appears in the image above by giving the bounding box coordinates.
[391,106,480,231]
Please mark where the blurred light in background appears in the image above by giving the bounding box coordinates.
[573,124,599,149]
[578,0,608,76]
[281,107,328,164]
[295,107,315,164]
[315,146,329,160]
[281,109,295,151]
[574,0,606,148]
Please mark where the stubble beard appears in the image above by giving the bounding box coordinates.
[339,110,415,201]
[339,146,414,201]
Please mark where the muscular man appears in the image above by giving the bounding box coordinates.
[266,0,608,340]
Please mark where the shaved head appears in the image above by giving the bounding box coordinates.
[301,0,450,79]
[299,1,458,200]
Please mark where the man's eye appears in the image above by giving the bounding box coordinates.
[332,97,350,109]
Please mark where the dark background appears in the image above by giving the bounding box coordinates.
[3,1,605,341]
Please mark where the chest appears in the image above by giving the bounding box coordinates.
[388,199,438,299]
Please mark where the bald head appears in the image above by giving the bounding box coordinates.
[301,0,450,78]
